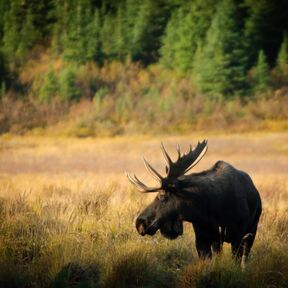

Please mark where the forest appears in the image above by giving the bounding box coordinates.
[0,0,288,135]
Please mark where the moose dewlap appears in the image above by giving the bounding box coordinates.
[126,140,262,269]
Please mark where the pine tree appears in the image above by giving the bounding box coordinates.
[192,42,203,85]
[59,67,80,101]
[276,34,288,77]
[197,0,248,98]
[244,0,288,67]
[131,0,154,62]
[160,0,218,72]
[2,2,20,60]
[113,5,127,61]
[244,0,271,67]
[0,0,9,40]
[125,0,142,56]
[100,13,115,60]
[86,9,102,63]
[51,0,69,54]
[131,0,170,64]
[254,49,270,93]
[62,0,95,63]
[160,8,182,69]
[17,8,40,58]
[39,68,59,102]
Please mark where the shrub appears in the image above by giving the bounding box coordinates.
[59,67,81,102]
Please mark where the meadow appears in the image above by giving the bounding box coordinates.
[0,132,287,288]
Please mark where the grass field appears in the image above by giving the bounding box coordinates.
[0,132,287,287]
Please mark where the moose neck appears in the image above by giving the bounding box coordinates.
[175,186,208,224]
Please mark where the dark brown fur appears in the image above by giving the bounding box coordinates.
[136,161,262,262]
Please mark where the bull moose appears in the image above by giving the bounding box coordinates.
[126,140,262,269]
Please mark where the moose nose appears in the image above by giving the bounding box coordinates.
[136,218,147,236]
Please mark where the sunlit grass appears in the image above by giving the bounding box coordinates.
[0,133,287,287]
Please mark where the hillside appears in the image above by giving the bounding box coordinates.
[0,0,288,135]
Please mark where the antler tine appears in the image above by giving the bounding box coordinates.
[184,139,208,173]
[165,139,208,178]
[143,158,163,183]
[125,172,161,193]
[177,144,181,160]
[160,142,173,166]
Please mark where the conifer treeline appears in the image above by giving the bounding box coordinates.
[1,0,288,98]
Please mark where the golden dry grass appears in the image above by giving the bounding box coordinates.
[0,132,287,287]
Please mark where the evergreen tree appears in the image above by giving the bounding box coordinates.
[100,13,115,60]
[17,8,40,57]
[244,0,271,67]
[113,5,127,61]
[161,8,194,72]
[59,67,80,101]
[159,10,179,69]
[86,9,102,63]
[0,0,9,40]
[39,68,58,102]
[62,0,95,63]
[125,0,142,56]
[2,2,20,60]
[192,42,203,85]
[254,49,270,93]
[276,34,288,77]
[244,0,288,66]
[52,0,69,54]
[160,0,217,72]
[197,0,248,98]
[131,0,170,64]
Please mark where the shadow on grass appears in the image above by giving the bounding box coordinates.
[50,262,100,288]
[177,257,245,288]
[103,250,176,288]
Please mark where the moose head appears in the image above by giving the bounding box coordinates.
[126,140,208,240]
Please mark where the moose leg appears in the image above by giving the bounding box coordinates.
[231,237,243,260]
[211,227,224,255]
[241,220,259,270]
[192,223,213,258]
[240,233,255,270]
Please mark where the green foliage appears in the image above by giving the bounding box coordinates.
[195,0,248,98]
[244,0,288,66]
[2,2,20,60]
[160,1,217,72]
[130,0,170,64]
[2,2,41,62]
[1,0,288,103]
[59,67,81,102]
[62,1,95,63]
[277,34,288,77]
[39,68,59,102]
[100,13,115,60]
[244,0,272,67]
[254,50,270,93]
[17,9,40,58]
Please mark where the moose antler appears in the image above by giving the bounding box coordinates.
[161,140,208,178]
[126,140,208,192]
[125,172,162,192]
